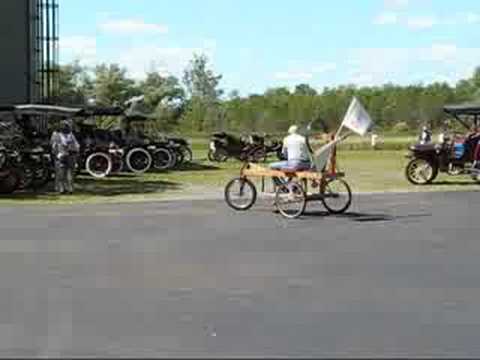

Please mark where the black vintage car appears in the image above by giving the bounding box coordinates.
[405,103,480,185]
[207,132,267,163]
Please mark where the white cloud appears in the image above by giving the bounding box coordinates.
[374,6,480,29]
[274,71,314,81]
[421,43,457,62]
[59,36,97,65]
[384,0,410,9]
[99,19,169,35]
[273,62,337,82]
[118,42,217,79]
[465,12,480,24]
[346,45,480,87]
[312,63,337,73]
[374,12,399,25]
[406,15,438,29]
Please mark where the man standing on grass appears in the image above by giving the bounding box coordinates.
[50,120,80,195]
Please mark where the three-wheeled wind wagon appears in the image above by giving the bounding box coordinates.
[223,97,373,219]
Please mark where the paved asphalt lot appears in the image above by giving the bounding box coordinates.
[0,191,479,357]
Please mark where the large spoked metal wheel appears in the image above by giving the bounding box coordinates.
[405,158,437,185]
[321,178,352,215]
[225,177,257,211]
[275,180,307,219]
[86,152,112,179]
[126,148,152,174]
[153,148,174,171]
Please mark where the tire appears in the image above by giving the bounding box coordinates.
[174,148,184,166]
[153,148,174,171]
[0,171,20,194]
[275,180,307,219]
[224,178,257,211]
[86,152,112,178]
[405,158,437,185]
[321,178,352,215]
[208,149,216,162]
[126,148,152,174]
[472,167,480,183]
[209,149,228,162]
[17,166,34,190]
[180,146,193,163]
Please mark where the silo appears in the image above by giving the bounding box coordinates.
[0,0,59,104]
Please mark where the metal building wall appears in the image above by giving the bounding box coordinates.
[0,0,59,105]
[0,0,33,104]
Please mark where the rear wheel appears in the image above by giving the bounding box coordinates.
[405,158,437,185]
[174,148,184,166]
[321,178,352,215]
[209,149,228,162]
[0,171,20,194]
[86,152,112,178]
[275,180,307,219]
[225,178,257,211]
[153,148,174,171]
[126,148,152,174]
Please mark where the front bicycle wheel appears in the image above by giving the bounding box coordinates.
[321,178,352,215]
[275,181,307,219]
[224,178,257,211]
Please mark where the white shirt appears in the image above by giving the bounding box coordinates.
[282,133,310,162]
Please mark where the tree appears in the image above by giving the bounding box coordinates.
[139,71,186,132]
[181,54,224,132]
[141,71,185,108]
[94,64,138,106]
[472,67,480,89]
[182,54,223,102]
[55,61,93,105]
[294,84,317,97]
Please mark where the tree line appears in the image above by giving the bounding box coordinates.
[55,54,480,135]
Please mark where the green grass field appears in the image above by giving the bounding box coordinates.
[0,136,478,205]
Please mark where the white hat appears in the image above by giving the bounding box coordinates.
[288,125,298,135]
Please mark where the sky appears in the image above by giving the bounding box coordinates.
[60,0,480,96]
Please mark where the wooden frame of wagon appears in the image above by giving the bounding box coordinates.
[224,131,354,219]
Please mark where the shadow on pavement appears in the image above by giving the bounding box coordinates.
[303,211,431,223]
[430,180,478,186]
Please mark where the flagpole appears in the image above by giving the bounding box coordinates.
[334,124,344,140]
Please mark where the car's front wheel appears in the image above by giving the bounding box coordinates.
[405,158,438,185]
